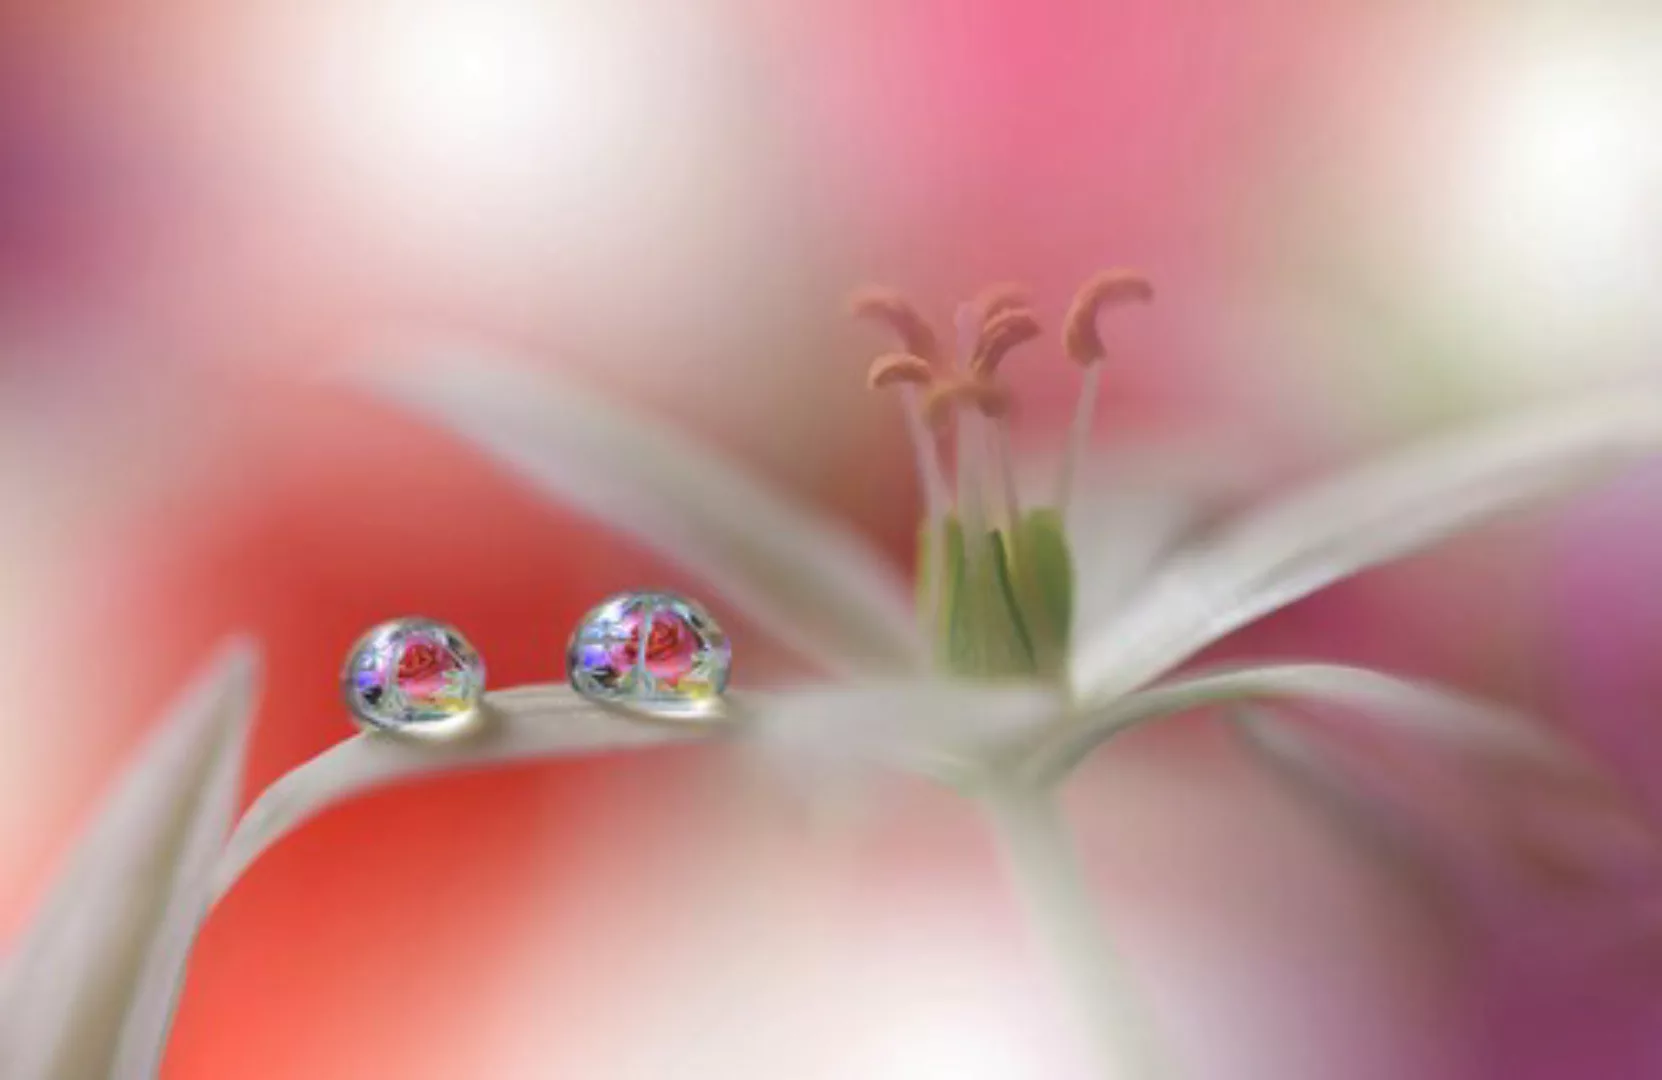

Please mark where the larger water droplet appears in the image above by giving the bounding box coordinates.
[342,617,486,734]
[567,591,731,718]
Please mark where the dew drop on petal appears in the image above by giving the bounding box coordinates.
[566,591,731,718]
[341,617,486,733]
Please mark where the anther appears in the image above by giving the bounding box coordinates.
[974,282,1031,330]
[923,379,1015,429]
[1063,270,1153,365]
[970,308,1041,377]
[849,287,942,365]
[866,352,936,390]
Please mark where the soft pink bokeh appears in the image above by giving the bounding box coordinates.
[5,1,1662,1076]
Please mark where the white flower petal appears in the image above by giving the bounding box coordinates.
[355,340,924,675]
[1029,662,1556,785]
[142,678,1057,1070]
[143,675,1034,1070]
[747,679,1066,786]
[1071,393,1662,704]
[208,677,1068,905]
[0,639,259,1080]
[111,688,712,1079]
[209,685,716,905]
[1058,443,1263,644]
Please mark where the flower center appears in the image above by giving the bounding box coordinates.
[850,272,1151,681]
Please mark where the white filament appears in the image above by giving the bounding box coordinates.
[952,303,994,669]
[899,385,950,647]
[989,420,1023,535]
[1056,363,1101,517]
[897,386,951,520]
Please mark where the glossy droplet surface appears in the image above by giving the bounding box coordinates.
[567,591,731,717]
[342,617,486,733]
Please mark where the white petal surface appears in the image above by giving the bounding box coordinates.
[197,677,1060,1045]
[746,679,1066,786]
[208,675,1068,910]
[356,342,924,676]
[0,639,259,1080]
[1058,443,1263,646]
[1029,662,1557,785]
[1071,392,1662,704]
[209,685,717,904]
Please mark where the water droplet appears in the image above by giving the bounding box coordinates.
[567,591,731,718]
[342,617,486,734]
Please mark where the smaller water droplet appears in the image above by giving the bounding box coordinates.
[342,617,486,734]
[566,591,731,718]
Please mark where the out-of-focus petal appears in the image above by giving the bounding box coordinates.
[1071,392,1662,705]
[355,340,925,677]
[1235,704,1662,1079]
[0,639,259,1080]
[1032,662,1558,785]
[1552,462,1662,818]
[1234,706,1661,898]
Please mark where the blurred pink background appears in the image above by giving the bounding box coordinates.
[4,1,1662,1076]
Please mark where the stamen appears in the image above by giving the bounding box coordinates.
[956,409,988,535]
[953,301,980,374]
[1057,269,1153,513]
[865,352,934,390]
[865,355,950,522]
[1062,270,1153,366]
[991,414,1064,669]
[850,290,951,652]
[970,308,1041,377]
[955,406,989,672]
[1056,362,1101,513]
[989,417,1023,534]
[849,287,942,365]
[952,301,991,673]
[903,382,950,648]
[975,282,1030,329]
[922,379,1014,430]
[921,379,1019,628]
[895,387,950,513]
